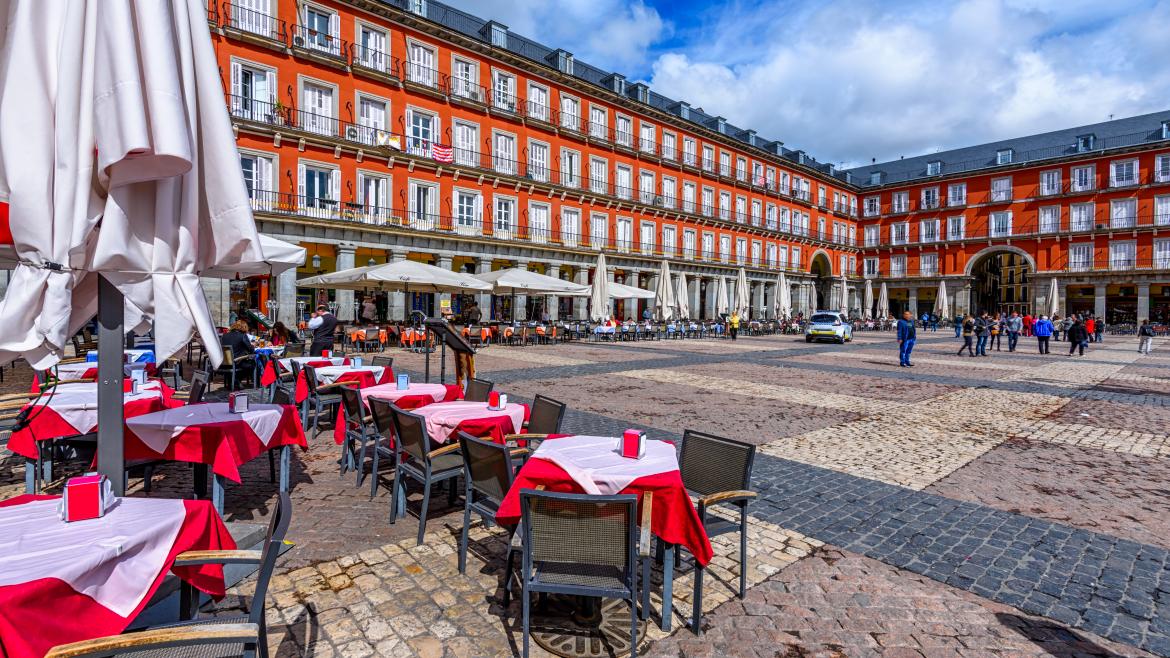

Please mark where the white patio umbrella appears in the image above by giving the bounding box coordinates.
[675,272,691,319]
[1048,277,1060,317]
[473,267,589,296]
[201,235,305,278]
[736,267,751,318]
[934,279,950,320]
[654,260,676,321]
[298,260,490,321]
[607,281,655,299]
[863,279,874,320]
[839,272,850,316]
[716,277,730,317]
[589,252,610,322]
[777,272,792,319]
[877,282,889,319]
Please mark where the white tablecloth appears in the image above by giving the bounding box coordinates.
[532,435,678,495]
[126,403,285,454]
[410,401,526,442]
[0,497,186,617]
[361,382,450,406]
[311,365,386,385]
[31,382,164,435]
[276,356,346,371]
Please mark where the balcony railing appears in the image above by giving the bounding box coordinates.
[350,44,399,79]
[291,25,345,60]
[870,211,1170,245]
[221,2,287,42]
[404,61,440,88]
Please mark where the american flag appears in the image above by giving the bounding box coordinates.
[431,143,453,163]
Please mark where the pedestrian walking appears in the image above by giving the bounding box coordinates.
[1085,316,1096,343]
[1067,318,1089,356]
[1060,315,1073,342]
[957,314,976,356]
[989,313,1003,351]
[898,311,917,367]
[1034,314,1053,354]
[975,313,990,356]
[1006,311,1022,352]
[1023,313,1034,337]
[1095,318,1105,343]
[1050,314,1062,341]
[954,314,962,338]
[729,310,741,341]
[1138,319,1155,354]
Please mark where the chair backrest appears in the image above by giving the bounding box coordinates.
[250,491,293,625]
[520,489,636,577]
[678,429,756,497]
[465,377,494,403]
[301,364,321,395]
[221,348,234,367]
[527,395,566,435]
[372,355,394,369]
[271,386,293,406]
[188,370,209,404]
[368,397,396,444]
[339,385,363,426]
[389,405,431,463]
[457,431,514,504]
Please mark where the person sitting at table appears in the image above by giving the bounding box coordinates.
[269,321,292,346]
[221,320,256,361]
[307,305,338,356]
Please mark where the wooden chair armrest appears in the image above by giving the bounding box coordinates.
[503,433,549,441]
[45,623,259,658]
[0,392,33,403]
[57,358,88,365]
[508,447,530,458]
[697,490,757,507]
[427,443,461,459]
[314,382,347,392]
[173,549,262,567]
[362,414,373,424]
[638,491,654,557]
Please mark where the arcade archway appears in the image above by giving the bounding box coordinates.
[809,251,833,311]
[966,248,1035,316]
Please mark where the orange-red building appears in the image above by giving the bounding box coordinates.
[204,0,1170,326]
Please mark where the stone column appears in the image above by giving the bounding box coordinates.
[573,267,589,320]
[646,272,659,318]
[907,287,918,318]
[474,258,493,320]
[513,259,530,321]
[1094,283,1107,320]
[200,277,229,326]
[435,254,453,320]
[956,282,972,318]
[388,248,408,321]
[702,278,715,319]
[1138,282,1151,321]
[689,276,701,319]
[276,266,298,326]
[334,244,356,321]
[545,263,561,322]
[752,281,765,319]
[1056,280,1067,319]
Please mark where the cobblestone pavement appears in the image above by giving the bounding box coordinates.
[2,330,1169,656]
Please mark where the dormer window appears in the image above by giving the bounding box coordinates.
[996,149,1013,165]
[869,171,883,186]
[1162,121,1170,140]
[926,161,942,176]
[409,0,426,16]
[1077,134,1095,152]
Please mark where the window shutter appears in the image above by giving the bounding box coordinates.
[257,156,273,204]
[331,168,341,203]
[297,163,305,201]
[230,61,242,111]
[265,69,276,104]
[330,11,340,38]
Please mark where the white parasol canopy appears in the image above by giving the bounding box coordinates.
[201,235,305,278]
[715,277,730,317]
[608,281,655,299]
[934,279,950,320]
[877,282,889,320]
[474,267,589,296]
[863,279,874,321]
[777,272,792,320]
[675,272,690,319]
[735,267,751,318]
[1048,278,1060,317]
[589,252,610,322]
[0,0,264,369]
[298,260,490,293]
[654,260,676,321]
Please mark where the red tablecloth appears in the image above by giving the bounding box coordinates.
[7,384,181,460]
[30,365,161,394]
[0,495,234,658]
[124,404,307,482]
[262,358,351,390]
[332,383,463,445]
[496,449,713,567]
[289,363,381,403]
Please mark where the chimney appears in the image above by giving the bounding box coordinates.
[545,49,574,75]
[479,20,508,47]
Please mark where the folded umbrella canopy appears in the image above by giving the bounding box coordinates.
[776,271,791,320]
[675,272,690,319]
[473,267,589,296]
[735,267,751,318]
[839,272,850,316]
[654,260,676,322]
[589,252,610,322]
[1048,278,1060,317]
[864,279,874,321]
[607,281,655,299]
[877,282,889,319]
[201,235,305,278]
[716,276,730,317]
[934,279,950,320]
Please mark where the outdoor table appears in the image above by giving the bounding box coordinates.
[48,361,160,387]
[87,348,155,364]
[288,363,392,403]
[261,356,350,391]
[9,381,181,493]
[330,382,464,445]
[253,345,286,357]
[408,400,529,443]
[496,435,713,631]
[0,495,234,658]
[125,403,307,514]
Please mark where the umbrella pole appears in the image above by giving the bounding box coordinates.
[96,275,126,496]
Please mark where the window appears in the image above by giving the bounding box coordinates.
[736,157,747,182]
[921,253,938,276]
[1077,134,1095,152]
[589,106,607,138]
[996,149,1013,165]
[1070,203,1095,231]
[1110,241,1136,270]
[561,208,580,246]
[682,139,697,166]
[615,165,632,200]
[735,196,747,223]
[926,161,941,176]
[948,182,967,206]
[494,196,516,237]
[947,216,965,240]
[662,132,676,160]
[1157,154,1170,183]
[864,225,879,247]
[639,123,656,153]
[239,152,274,208]
[449,57,477,99]
[526,83,549,121]
[356,171,390,222]
[301,80,335,136]
[777,245,789,269]
[407,179,437,229]
[990,177,1012,202]
[1039,206,1060,233]
[891,222,908,245]
[791,247,801,269]
[1110,159,1138,187]
[616,216,633,252]
[355,28,388,74]
[767,244,778,268]
[229,60,275,121]
[661,177,676,209]
[408,0,426,15]
[452,121,478,167]
[683,183,697,213]
[589,157,607,194]
[849,225,856,245]
[921,187,939,209]
[529,202,551,243]
[701,145,713,170]
[719,192,731,220]
[779,208,791,233]
[528,141,550,182]
[492,131,516,175]
[232,0,275,36]
[560,95,580,131]
[817,185,826,207]
[1072,165,1095,192]
[683,229,696,258]
[353,95,387,145]
[301,5,340,56]
[736,237,748,264]
[864,196,880,217]
[1040,170,1061,196]
[1110,199,1137,228]
[407,42,436,87]
[990,211,1012,237]
[719,152,731,177]
[662,226,677,256]
[890,255,907,278]
[753,163,765,187]
[615,115,633,146]
[751,200,762,226]
[919,219,939,243]
[454,189,481,232]
[491,70,516,111]
[1156,196,1170,226]
[719,235,731,263]
[560,148,580,188]
[701,232,714,260]
[869,172,882,185]
[698,186,711,216]
[405,107,436,155]
[864,257,879,277]
[891,192,908,213]
[590,212,608,247]
[298,163,338,217]
[1069,244,1093,271]
[640,222,655,255]
[765,204,777,229]
[639,170,655,204]
[1156,239,1170,269]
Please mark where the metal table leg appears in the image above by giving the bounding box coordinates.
[661,543,675,631]
[24,458,35,494]
[279,445,290,492]
[212,474,224,516]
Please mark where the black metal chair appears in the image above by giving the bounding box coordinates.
[182,370,209,405]
[366,397,404,504]
[677,429,758,634]
[500,394,566,450]
[517,489,651,658]
[456,431,526,575]
[212,347,256,391]
[339,385,378,486]
[371,355,394,371]
[300,363,343,440]
[158,358,183,391]
[389,405,464,544]
[464,377,494,403]
[45,492,293,658]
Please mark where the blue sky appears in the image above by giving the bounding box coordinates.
[445,0,1170,168]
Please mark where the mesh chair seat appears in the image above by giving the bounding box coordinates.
[533,561,627,591]
[115,616,252,658]
[422,451,464,474]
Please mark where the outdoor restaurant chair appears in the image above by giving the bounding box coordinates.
[517,489,652,658]
[174,370,209,405]
[455,431,528,575]
[677,429,758,634]
[339,385,378,487]
[366,398,405,504]
[44,492,293,658]
[500,394,566,450]
[370,355,394,371]
[389,405,464,544]
[212,348,255,391]
[464,377,495,403]
[300,364,344,440]
[159,357,183,391]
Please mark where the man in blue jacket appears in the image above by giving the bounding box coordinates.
[897,310,917,367]
[1033,314,1053,354]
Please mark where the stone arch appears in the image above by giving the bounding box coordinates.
[808,249,833,277]
[963,245,1037,277]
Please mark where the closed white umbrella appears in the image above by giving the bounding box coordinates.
[1048,278,1060,317]
[675,272,690,319]
[863,279,874,321]
[877,282,889,319]
[607,281,655,299]
[716,277,730,316]
[777,272,792,319]
[839,272,850,316]
[934,279,950,320]
[589,252,610,322]
[201,235,305,278]
[654,260,676,321]
[736,267,751,318]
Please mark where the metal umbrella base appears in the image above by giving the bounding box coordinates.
[529,596,649,658]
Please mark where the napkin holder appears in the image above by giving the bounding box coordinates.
[129,367,149,386]
[86,350,99,363]
[619,429,646,459]
[229,391,250,413]
[396,373,410,390]
[351,356,363,368]
[322,349,331,358]
[488,391,507,410]
[59,473,115,522]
